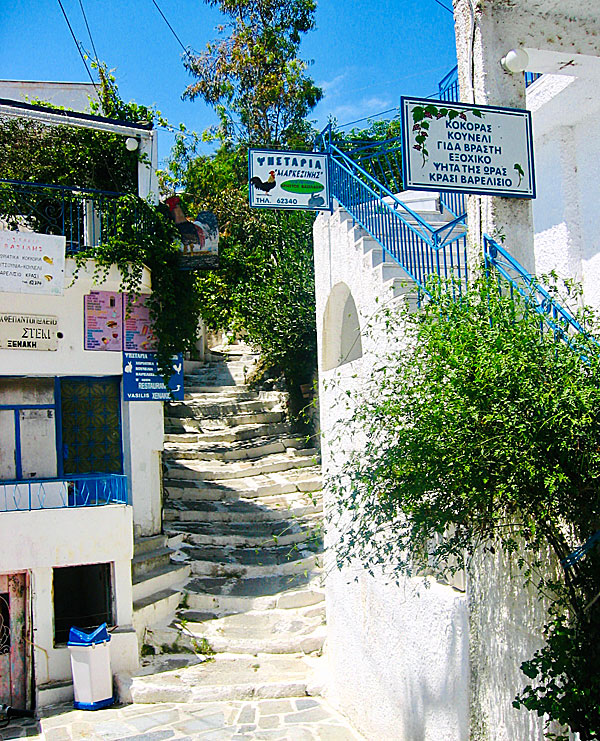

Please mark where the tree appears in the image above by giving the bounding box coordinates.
[182,0,322,146]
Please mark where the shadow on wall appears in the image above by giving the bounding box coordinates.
[322,282,363,371]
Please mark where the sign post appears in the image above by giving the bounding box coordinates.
[249,150,330,210]
[400,97,535,199]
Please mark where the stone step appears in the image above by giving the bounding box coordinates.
[165,410,286,433]
[164,468,322,502]
[165,451,318,482]
[184,574,323,615]
[158,604,326,655]
[163,435,308,463]
[116,653,320,704]
[166,397,284,421]
[132,562,191,602]
[164,494,322,524]
[164,420,292,445]
[166,517,321,548]
[182,541,321,579]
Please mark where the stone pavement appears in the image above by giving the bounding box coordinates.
[0,697,363,741]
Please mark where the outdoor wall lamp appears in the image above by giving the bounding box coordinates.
[125,137,139,151]
[501,48,530,73]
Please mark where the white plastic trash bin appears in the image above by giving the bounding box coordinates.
[67,623,114,710]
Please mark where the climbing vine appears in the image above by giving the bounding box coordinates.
[329,274,600,740]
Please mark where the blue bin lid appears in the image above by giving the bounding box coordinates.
[67,622,110,646]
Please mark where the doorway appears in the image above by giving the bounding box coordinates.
[0,573,28,708]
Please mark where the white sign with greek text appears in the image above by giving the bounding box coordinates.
[0,313,60,351]
[401,97,535,199]
[249,149,330,210]
[0,230,66,295]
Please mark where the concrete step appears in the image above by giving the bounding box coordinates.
[134,534,168,557]
[165,451,318,482]
[132,562,191,602]
[132,546,172,580]
[183,574,323,615]
[159,604,326,655]
[181,540,322,579]
[133,588,182,640]
[166,517,321,548]
[116,653,320,704]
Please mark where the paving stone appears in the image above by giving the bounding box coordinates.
[236,705,256,724]
[127,710,181,732]
[119,731,174,741]
[256,699,293,715]
[91,719,136,739]
[282,728,317,741]
[317,724,362,740]
[294,698,320,710]
[238,725,257,732]
[172,714,225,734]
[42,727,71,741]
[257,714,280,729]
[284,707,331,724]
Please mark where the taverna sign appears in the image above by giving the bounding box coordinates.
[400,96,535,199]
[248,149,330,211]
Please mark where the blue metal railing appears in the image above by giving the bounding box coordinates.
[438,65,460,102]
[0,473,128,513]
[483,235,590,346]
[0,179,138,254]
[327,143,468,292]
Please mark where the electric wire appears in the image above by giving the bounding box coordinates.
[431,0,454,14]
[77,0,100,63]
[56,0,100,97]
[150,0,193,60]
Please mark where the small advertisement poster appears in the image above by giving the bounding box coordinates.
[248,149,330,210]
[122,352,184,401]
[0,313,60,351]
[0,230,66,295]
[83,291,123,351]
[400,97,535,198]
[124,294,157,352]
[165,197,220,270]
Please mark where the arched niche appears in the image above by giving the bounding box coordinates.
[322,282,363,371]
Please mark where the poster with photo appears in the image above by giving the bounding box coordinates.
[83,291,122,351]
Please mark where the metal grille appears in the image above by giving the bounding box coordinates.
[60,378,122,475]
[0,594,9,656]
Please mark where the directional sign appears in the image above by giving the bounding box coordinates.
[122,352,184,401]
[401,96,535,198]
[249,149,330,211]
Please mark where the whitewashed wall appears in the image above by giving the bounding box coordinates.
[314,210,470,741]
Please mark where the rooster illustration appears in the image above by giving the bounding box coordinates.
[250,170,276,193]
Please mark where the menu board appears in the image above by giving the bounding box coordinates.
[124,294,157,352]
[122,352,184,401]
[0,230,66,295]
[83,291,123,351]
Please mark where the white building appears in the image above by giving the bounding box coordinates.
[314,1,600,739]
[0,97,169,710]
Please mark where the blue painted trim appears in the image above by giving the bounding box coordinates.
[14,410,22,481]
[0,404,54,410]
[73,696,115,711]
[54,377,64,478]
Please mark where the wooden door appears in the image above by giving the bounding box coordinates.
[0,573,28,708]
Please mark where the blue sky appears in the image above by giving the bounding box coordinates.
[0,0,457,163]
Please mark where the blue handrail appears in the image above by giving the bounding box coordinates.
[0,473,128,512]
[483,235,592,347]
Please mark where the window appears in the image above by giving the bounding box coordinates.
[53,563,113,645]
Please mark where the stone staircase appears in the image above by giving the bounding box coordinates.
[117,345,326,705]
